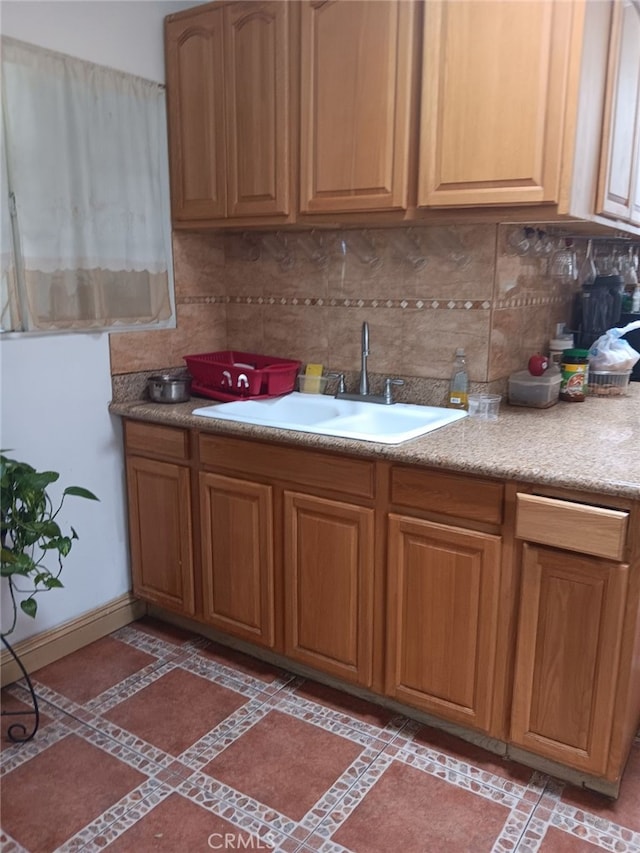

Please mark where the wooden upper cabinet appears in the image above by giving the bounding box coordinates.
[299,0,416,213]
[596,0,640,224]
[165,1,292,223]
[224,2,292,218]
[418,0,577,207]
[165,8,226,220]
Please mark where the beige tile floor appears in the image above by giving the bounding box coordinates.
[1,617,639,853]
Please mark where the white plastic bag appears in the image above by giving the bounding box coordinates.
[588,321,640,371]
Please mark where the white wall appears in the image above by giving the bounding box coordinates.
[0,1,193,643]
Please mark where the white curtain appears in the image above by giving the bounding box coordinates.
[1,37,174,331]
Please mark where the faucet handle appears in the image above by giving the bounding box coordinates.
[383,377,404,404]
[326,372,346,394]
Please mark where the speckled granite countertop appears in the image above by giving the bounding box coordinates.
[110,385,640,499]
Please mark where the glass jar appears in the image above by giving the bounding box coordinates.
[559,349,589,402]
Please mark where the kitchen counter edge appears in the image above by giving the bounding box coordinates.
[109,391,640,501]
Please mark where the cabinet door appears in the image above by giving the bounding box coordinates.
[165,9,226,220]
[284,492,374,686]
[511,544,628,774]
[126,456,195,616]
[386,515,502,733]
[224,2,292,218]
[299,0,415,213]
[199,472,275,648]
[418,0,576,207]
[596,0,640,223]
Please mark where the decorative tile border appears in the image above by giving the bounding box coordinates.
[58,777,166,852]
[384,734,542,800]
[178,699,273,772]
[0,714,77,777]
[177,293,570,311]
[192,641,297,693]
[0,829,29,853]
[302,746,534,851]
[179,649,291,699]
[515,778,640,852]
[187,768,306,841]
[549,801,640,852]
[112,622,209,658]
[270,685,409,747]
[189,739,385,844]
[176,777,300,852]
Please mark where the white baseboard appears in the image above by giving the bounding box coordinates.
[1,593,147,687]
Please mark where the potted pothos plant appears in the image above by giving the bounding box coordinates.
[0,452,99,639]
[0,452,98,742]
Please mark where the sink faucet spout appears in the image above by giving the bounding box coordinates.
[360,321,370,395]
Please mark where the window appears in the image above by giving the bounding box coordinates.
[1,37,175,333]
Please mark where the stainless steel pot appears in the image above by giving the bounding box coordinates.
[147,373,192,403]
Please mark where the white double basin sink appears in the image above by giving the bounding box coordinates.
[192,391,467,444]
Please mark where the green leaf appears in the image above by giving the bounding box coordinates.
[23,520,61,539]
[1,547,19,564]
[44,576,64,589]
[20,598,38,619]
[1,551,35,572]
[56,536,72,557]
[64,486,99,501]
[70,526,79,540]
[23,471,59,490]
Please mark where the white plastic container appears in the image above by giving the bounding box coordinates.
[508,369,561,408]
[548,324,574,367]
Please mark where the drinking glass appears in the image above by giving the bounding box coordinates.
[296,231,329,268]
[550,239,577,282]
[577,239,597,285]
[342,230,383,270]
[261,232,295,271]
[531,229,554,259]
[506,227,531,256]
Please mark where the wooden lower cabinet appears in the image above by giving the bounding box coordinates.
[199,471,275,648]
[283,491,375,687]
[126,455,195,616]
[511,544,629,775]
[385,514,502,733]
[122,421,639,792]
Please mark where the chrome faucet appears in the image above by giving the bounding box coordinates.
[360,321,370,395]
[335,321,405,404]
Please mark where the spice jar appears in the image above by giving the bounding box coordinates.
[560,349,589,402]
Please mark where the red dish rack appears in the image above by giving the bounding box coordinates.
[183,351,301,402]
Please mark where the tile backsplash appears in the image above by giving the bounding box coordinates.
[109,223,577,400]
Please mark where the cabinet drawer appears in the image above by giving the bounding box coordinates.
[125,420,189,462]
[515,494,628,561]
[199,435,375,500]
[390,467,504,524]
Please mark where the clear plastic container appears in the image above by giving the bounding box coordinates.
[587,370,632,397]
[467,393,501,420]
[508,369,561,408]
[297,373,331,394]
